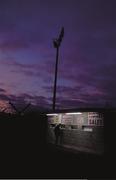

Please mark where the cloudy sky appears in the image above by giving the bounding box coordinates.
[0,0,116,111]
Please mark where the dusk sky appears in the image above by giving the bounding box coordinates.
[0,0,116,111]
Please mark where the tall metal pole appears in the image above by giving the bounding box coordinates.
[52,27,64,112]
[53,47,59,111]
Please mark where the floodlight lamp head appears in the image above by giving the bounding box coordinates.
[53,39,59,48]
[59,27,64,39]
[58,27,64,42]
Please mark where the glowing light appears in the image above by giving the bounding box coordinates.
[47,113,58,116]
[65,112,82,115]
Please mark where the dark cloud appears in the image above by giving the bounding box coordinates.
[44,84,107,107]
[0,88,8,101]
[54,98,104,109]
[1,59,53,79]
[44,85,84,97]
[11,69,41,77]
[0,88,6,93]
[0,94,9,101]
[0,92,50,110]
[0,40,29,52]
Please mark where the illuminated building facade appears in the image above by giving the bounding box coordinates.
[47,110,104,155]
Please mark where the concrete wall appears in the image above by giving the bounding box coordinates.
[47,126,104,154]
[47,112,104,155]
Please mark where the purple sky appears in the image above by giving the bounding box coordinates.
[0,0,116,111]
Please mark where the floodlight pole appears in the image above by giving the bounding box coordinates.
[53,46,59,112]
[52,27,64,112]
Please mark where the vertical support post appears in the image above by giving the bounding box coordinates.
[52,27,64,112]
[53,47,59,112]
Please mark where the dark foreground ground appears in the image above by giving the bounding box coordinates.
[0,112,115,179]
[0,141,115,179]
